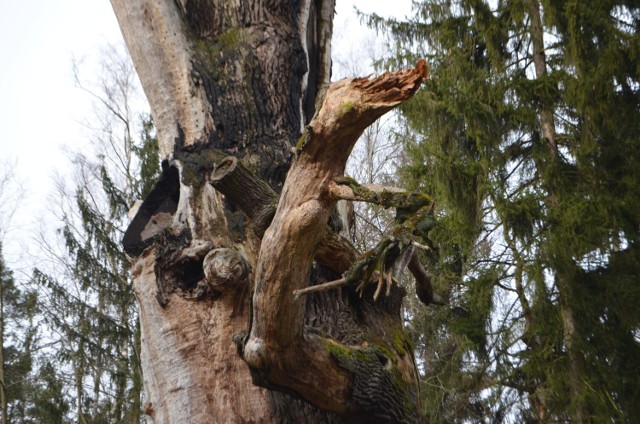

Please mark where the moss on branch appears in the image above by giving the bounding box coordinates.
[334,177,432,212]
[319,337,421,423]
[330,177,439,302]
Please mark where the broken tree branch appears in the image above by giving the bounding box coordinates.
[292,277,347,298]
[203,152,359,273]
[242,60,429,418]
[329,177,432,213]
[207,155,279,236]
[408,249,447,306]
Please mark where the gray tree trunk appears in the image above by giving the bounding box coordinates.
[112,1,427,422]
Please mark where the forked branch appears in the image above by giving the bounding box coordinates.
[241,61,429,419]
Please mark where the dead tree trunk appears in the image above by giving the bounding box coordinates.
[113,1,429,422]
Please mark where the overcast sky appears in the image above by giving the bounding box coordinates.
[0,0,412,274]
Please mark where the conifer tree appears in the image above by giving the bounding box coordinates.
[0,242,39,424]
[34,45,159,423]
[368,1,640,421]
[27,361,69,424]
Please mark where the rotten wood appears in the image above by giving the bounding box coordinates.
[113,0,344,422]
[114,0,434,421]
[206,152,358,273]
[242,60,428,419]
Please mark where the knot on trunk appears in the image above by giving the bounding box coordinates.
[203,248,250,289]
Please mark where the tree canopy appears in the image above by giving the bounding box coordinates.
[366,0,640,421]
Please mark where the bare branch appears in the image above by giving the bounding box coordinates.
[292,277,347,298]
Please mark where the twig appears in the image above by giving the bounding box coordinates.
[293,278,347,298]
[411,240,432,251]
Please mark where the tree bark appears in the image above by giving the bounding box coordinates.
[113,1,427,422]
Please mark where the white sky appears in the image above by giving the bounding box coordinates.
[0,0,413,275]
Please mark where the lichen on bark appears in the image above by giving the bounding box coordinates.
[113,0,431,422]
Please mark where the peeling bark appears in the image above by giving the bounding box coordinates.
[113,0,428,422]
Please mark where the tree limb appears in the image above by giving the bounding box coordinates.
[408,249,447,306]
[242,60,428,417]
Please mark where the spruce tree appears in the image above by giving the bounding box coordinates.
[367,1,640,421]
[34,46,159,423]
[27,361,69,424]
[0,242,39,424]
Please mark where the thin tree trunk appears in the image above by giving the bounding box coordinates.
[0,279,6,424]
[527,1,585,422]
[528,0,557,155]
[73,312,90,424]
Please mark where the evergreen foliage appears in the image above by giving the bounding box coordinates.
[33,46,159,423]
[0,242,40,424]
[27,362,70,424]
[366,1,640,421]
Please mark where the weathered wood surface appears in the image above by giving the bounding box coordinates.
[113,0,430,421]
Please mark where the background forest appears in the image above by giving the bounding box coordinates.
[1,1,639,422]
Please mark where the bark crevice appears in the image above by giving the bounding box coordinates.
[242,61,429,421]
[123,162,180,257]
[113,0,432,421]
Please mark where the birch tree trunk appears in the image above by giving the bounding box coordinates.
[112,1,428,422]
